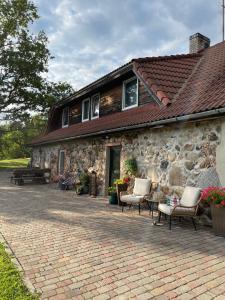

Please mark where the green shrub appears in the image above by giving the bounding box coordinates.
[79,172,90,186]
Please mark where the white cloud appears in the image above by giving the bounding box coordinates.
[33,0,221,90]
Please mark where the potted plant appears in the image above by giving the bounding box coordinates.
[114,177,130,185]
[108,186,118,205]
[201,187,225,237]
[114,177,130,190]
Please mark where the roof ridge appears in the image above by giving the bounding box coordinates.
[203,39,225,51]
[171,52,204,104]
[132,52,202,63]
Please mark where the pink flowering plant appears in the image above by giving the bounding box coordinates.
[201,187,225,208]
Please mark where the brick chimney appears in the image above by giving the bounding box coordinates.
[189,33,210,54]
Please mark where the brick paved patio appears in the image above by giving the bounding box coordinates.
[0,171,225,300]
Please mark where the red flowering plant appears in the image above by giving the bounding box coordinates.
[123,177,130,184]
[201,187,225,208]
[114,177,130,185]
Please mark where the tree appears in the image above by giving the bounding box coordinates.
[0,114,46,159]
[0,0,74,119]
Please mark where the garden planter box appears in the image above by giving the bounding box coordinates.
[211,204,225,237]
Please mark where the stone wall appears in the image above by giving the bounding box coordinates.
[216,119,225,186]
[32,118,223,195]
[32,138,106,195]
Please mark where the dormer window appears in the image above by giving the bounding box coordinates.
[62,107,69,128]
[122,77,138,110]
[91,94,100,119]
[82,98,90,122]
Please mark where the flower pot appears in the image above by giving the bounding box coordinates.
[211,204,225,237]
[117,183,128,190]
[109,193,118,205]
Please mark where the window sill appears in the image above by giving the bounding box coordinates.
[82,118,89,122]
[122,104,138,111]
[91,115,99,120]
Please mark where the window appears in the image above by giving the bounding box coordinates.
[82,98,90,121]
[91,94,100,119]
[58,150,65,174]
[122,77,138,110]
[62,107,69,127]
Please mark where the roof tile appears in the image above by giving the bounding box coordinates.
[31,41,225,145]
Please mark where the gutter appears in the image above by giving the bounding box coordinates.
[30,107,225,146]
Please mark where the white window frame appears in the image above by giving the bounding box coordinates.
[58,150,66,174]
[122,77,139,111]
[62,107,69,128]
[82,98,90,122]
[91,93,100,120]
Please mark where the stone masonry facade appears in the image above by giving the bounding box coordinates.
[32,119,222,195]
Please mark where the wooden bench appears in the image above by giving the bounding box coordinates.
[10,168,51,185]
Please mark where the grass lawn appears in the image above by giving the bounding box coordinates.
[0,158,30,169]
[0,243,38,300]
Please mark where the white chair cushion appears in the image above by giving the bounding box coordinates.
[120,194,144,204]
[180,186,201,207]
[158,203,173,215]
[133,178,151,196]
[158,203,196,216]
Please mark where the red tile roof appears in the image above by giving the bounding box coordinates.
[31,41,225,146]
[132,53,201,105]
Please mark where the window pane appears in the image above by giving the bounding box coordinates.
[124,79,137,108]
[83,100,90,120]
[62,107,69,126]
[91,94,100,118]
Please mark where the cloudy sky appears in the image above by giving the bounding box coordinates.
[32,0,222,90]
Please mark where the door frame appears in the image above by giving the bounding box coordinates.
[58,150,66,174]
[105,143,121,195]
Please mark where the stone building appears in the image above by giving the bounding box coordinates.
[31,33,225,195]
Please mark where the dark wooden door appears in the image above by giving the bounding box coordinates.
[109,146,121,187]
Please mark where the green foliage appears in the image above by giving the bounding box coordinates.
[124,158,138,176]
[76,172,90,194]
[79,172,90,186]
[108,186,117,194]
[0,243,39,299]
[0,115,46,159]
[0,0,74,119]
[0,158,30,169]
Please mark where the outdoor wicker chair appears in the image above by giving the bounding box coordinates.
[158,186,201,230]
[120,178,151,214]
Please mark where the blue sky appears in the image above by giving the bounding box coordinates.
[33,0,222,90]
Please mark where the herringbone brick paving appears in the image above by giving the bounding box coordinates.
[0,171,225,300]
